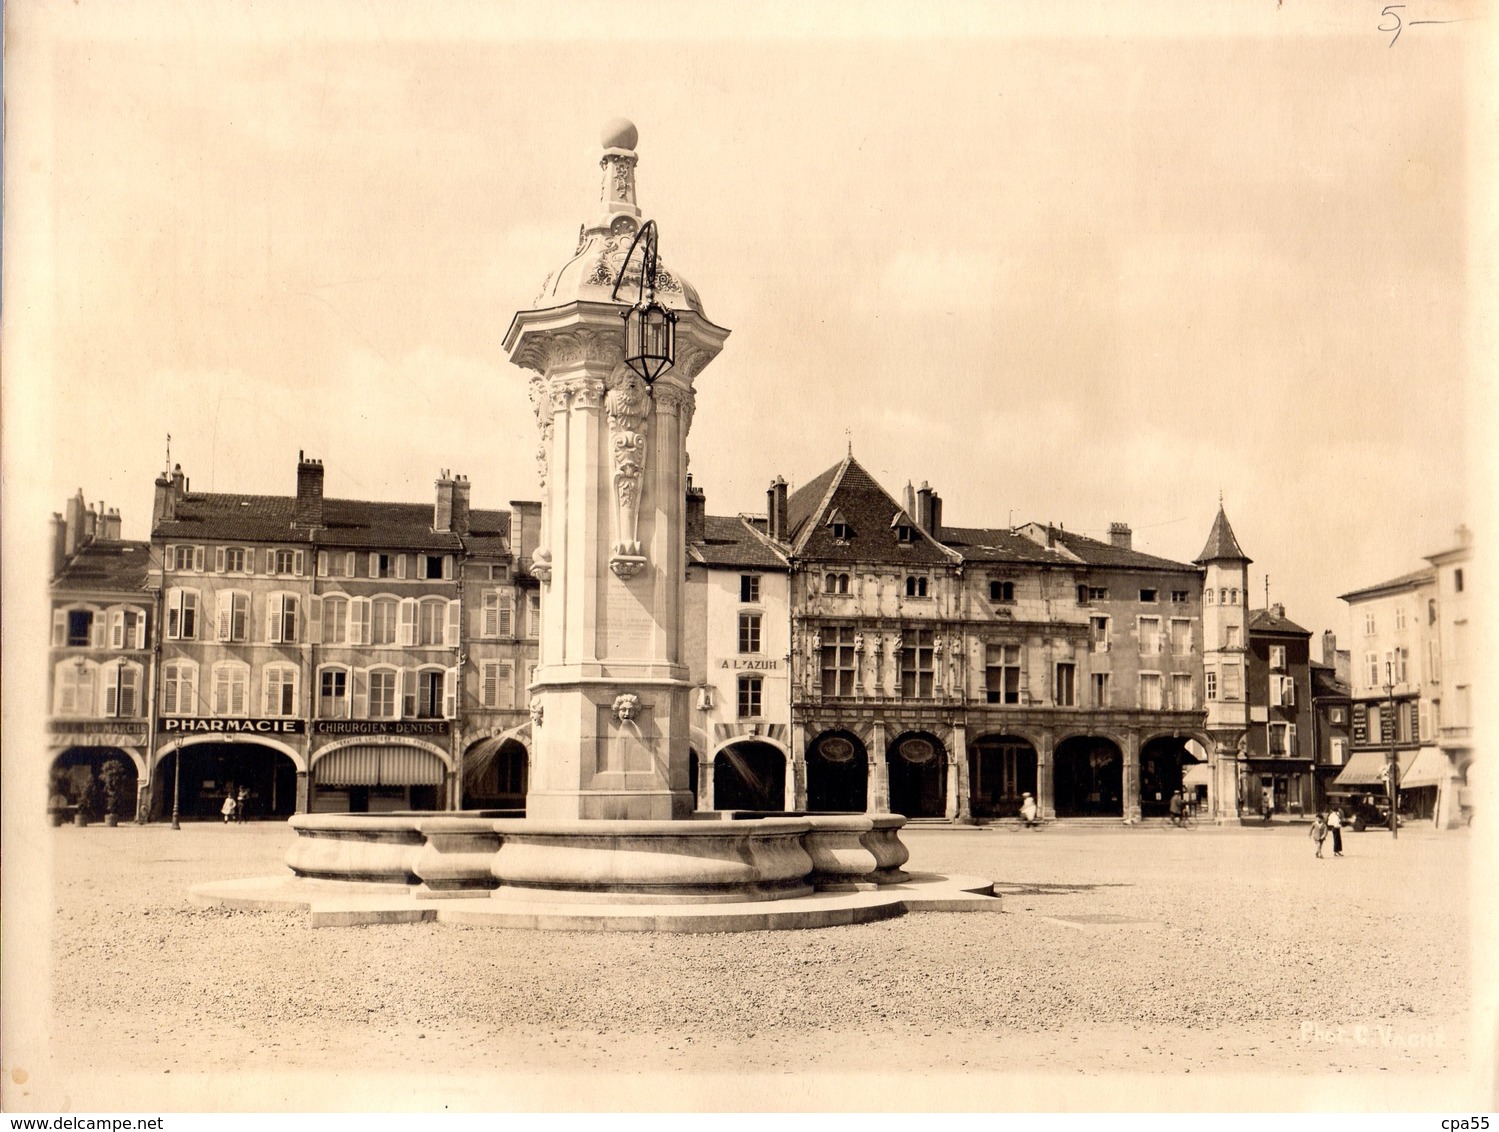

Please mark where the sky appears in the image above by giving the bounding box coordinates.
[5,0,1492,648]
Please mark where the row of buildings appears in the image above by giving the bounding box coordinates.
[47,451,1474,827]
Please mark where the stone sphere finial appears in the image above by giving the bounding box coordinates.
[601,117,638,151]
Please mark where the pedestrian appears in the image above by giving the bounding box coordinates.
[1309,812,1328,858]
[1262,787,1275,823]
[221,793,237,825]
[1019,792,1038,828]
[236,785,250,823]
[1169,789,1184,826]
[1326,806,1344,856]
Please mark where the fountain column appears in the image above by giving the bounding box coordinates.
[504,120,730,821]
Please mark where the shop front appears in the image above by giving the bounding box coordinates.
[1239,761,1313,818]
[309,721,452,812]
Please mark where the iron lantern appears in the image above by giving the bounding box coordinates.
[611,219,677,384]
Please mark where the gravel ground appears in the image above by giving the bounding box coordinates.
[29,819,1483,1109]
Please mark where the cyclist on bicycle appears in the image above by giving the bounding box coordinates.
[1169,788,1186,827]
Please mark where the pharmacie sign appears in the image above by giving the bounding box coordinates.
[312,720,451,736]
[160,717,306,735]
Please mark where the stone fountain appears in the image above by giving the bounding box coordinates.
[192,121,997,931]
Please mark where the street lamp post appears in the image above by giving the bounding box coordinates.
[1383,660,1399,840]
[170,745,182,830]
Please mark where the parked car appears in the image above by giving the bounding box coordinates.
[1337,795,1400,832]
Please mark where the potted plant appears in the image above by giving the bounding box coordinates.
[47,771,71,827]
[98,759,129,827]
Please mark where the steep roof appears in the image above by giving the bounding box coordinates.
[1337,567,1436,603]
[937,526,1076,567]
[690,514,790,570]
[1249,608,1311,637]
[1195,506,1251,564]
[154,493,510,552]
[1040,526,1200,574]
[784,456,954,566]
[53,539,154,594]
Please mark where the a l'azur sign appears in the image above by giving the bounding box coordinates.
[718,658,780,671]
[160,717,306,735]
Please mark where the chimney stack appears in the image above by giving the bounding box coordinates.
[82,503,98,544]
[100,507,123,541]
[929,491,943,537]
[509,500,540,567]
[295,452,325,528]
[766,476,788,542]
[152,468,179,528]
[1322,629,1338,666]
[685,474,706,545]
[64,489,85,556]
[434,469,456,533]
[51,512,67,577]
[915,482,934,532]
[1271,602,1286,619]
[452,474,471,537]
[1108,522,1133,550]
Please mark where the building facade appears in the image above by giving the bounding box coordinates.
[1309,631,1353,814]
[1243,605,1314,817]
[138,456,539,820]
[47,493,155,820]
[746,454,1212,822]
[1425,527,1473,827]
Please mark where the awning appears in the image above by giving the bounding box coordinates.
[314,745,445,787]
[1182,763,1211,788]
[1397,747,1450,789]
[1333,750,1416,789]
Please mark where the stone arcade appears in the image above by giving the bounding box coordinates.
[193,121,997,931]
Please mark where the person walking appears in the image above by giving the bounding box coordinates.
[1309,811,1329,858]
[220,792,237,825]
[1326,806,1344,856]
[1019,792,1039,828]
[236,785,250,824]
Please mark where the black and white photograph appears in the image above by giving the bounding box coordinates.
[2,0,1494,1115]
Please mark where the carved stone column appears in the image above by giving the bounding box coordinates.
[790,722,809,811]
[1123,730,1142,822]
[1038,731,1055,820]
[951,724,971,821]
[869,722,890,814]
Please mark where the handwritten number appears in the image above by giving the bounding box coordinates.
[1379,4,1404,46]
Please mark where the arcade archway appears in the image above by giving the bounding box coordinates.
[1140,735,1197,817]
[969,734,1038,819]
[150,742,298,821]
[462,736,529,811]
[51,747,139,821]
[1053,736,1123,818]
[888,731,947,819]
[806,730,868,813]
[713,740,786,812]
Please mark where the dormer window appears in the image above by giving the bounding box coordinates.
[827,508,851,541]
[896,525,915,543]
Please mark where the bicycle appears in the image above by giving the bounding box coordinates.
[1171,804,1198,829]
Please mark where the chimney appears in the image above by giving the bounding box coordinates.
[685,474,706,544]
[51,512,67,577]
[452,474,471,537]
[1107,522,1132,549]
[82,504,98,544]
[903,481,917,518]
[100,507,123,541]
[295,452,325,527]
[1322,630,1338,666]
[1271,602,1286,619]
[434,469,456,533]
[929,492,943,537]
[766,476,788,542]
[64,490,85,556]
[916,482,934,532]
[509,500,541,567]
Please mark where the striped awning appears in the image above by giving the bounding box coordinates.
[1333,750,1416,789]
[1182,762,1211,788]
[1397,747,1450,789]
[314,745,445,787]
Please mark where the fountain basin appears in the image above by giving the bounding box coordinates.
[284,811,911,903]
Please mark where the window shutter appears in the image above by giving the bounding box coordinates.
[217,591,234,642]
[352,597,371,645]
[103,667,119,717]
[443,555,454,580]
[164,545,176,571]
[52,609,66,647]
[369,553,379,579]
[500,593,514,637]
[232,668,247,715]
[396,554,407,580]
[1286,678,1295,706]
[352,669,369,719]
[192,546,204,572]
[266,594,282,644]
[481,663,498,709]
[399,669,414,719]
[417,555,428,580]
[135,612,148,650]
[215,547,226,573]
[307,596,323,644]
[445,600,461,647]
[90,616,106,648]
[1287,723,1298,757]
[110,611,124,649]
[1411,702,1420,741]
[399,598,418,646]
[500,662,516,709]
[293,550,305,577]
[317,551,328,577]
[346,552,356,577]
[445,667,457,718]
[262,669,276,716]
